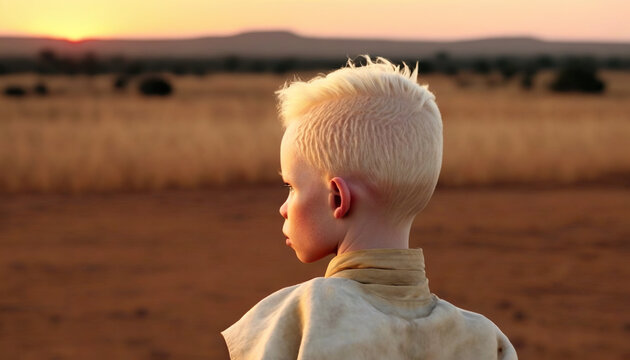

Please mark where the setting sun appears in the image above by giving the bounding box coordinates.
[56,28,92,42]
[1,0,111,41]
[34,23,99,42]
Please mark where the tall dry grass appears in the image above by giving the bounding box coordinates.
[0,71,629,193]
[437,71,630,186]
[0,74,285,193]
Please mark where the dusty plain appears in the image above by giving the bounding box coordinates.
[1,186,629,359]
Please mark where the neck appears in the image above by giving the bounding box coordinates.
[336,216,412,256]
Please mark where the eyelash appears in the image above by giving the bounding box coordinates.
[283,182,294,192]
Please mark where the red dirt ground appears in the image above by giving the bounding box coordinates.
[1,186,629,359]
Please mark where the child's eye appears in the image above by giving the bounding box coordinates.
[283,183,294,192]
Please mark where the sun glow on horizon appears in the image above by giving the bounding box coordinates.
[1,0,114,42]
[0,0,628,43]
[23,30,103,43]
[23,15,111,42]
[61,31,90,43]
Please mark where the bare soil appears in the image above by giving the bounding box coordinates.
[1,186,628,359]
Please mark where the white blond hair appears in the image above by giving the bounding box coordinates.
[276,56,443,223]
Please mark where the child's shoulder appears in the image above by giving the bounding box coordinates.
[430,297,516,358]
[433,297,502,330]
[221,277,357,359]
[245,276,358,314]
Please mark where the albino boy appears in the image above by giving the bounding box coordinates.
[222,56,517,359]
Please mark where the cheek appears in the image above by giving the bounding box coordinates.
[287,195,314,229]
[288,198,306,226]
[296,196,331,236]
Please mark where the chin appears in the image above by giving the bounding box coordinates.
[295,253,315,264]
[296,250,329,264]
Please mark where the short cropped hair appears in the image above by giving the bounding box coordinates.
[276,56,443,223]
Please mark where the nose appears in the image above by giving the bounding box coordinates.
[279,199,288,219]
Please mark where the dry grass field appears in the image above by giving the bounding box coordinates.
[1,71,629,193]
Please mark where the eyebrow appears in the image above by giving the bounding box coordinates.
[277,170,284,179]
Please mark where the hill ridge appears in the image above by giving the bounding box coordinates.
[0,31,628,58]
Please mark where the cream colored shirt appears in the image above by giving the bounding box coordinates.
[222,249,517,359]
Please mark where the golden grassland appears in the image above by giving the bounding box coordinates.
[0,71,629,193]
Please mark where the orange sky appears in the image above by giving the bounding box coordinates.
[0,0,628,42]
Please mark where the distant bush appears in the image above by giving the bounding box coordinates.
[433,52,458,76]
[113,76,129,91]
[272,58,297,74]
[443,63,459,76]
[248,60,267,73]
[80,52,101,75]
[416,59,435,74]
[125,62,146,76]
[472,58,492,75]
[138,76,173,96]
[33,83,49,96]
[4,85,27,97]
[533,55,556,70]
[521,71,535,90]
[550,59,605,94]
[495,57,519,82]
[223,56,240,72]
[170,64,187,76]
[192,67,208,77]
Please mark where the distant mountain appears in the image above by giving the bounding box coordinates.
[0,31,628,59]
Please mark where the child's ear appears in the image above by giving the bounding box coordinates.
[329,177,351,219]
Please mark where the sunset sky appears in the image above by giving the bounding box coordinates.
[0,0,628,42]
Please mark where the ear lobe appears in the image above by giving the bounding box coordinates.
[330,177,351,219]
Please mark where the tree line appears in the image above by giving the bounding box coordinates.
[2,49,626,95]
[0,49,628,76]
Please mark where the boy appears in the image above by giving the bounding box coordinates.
[222,56,517,359]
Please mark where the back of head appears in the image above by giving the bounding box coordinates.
[276,56,443,224]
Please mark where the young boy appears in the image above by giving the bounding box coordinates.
[222,56,517,359]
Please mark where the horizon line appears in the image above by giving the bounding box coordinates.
[0,29,629,45]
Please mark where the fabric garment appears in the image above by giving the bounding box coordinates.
[222,248,517,360]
